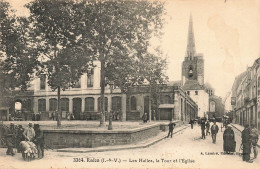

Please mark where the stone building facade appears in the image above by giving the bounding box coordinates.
[230,58,260,131]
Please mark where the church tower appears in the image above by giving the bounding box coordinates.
[182,14,204,87]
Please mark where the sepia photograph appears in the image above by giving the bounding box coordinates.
[0,0,259,168]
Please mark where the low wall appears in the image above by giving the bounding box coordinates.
[44,123,162,149]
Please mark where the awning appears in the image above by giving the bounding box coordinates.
[158,104,175,109]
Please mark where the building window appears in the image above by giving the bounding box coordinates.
[112,96,121,111]
[85,97,94,112]
[130,96,137,110]
[210,101,216,112]
[87,69,94,88]
[98,97,108,112]
[195,91,198,95]
[49,98,57,111]
[61,98,69,111]
[38,99,46,112]
[40,75,46,90]
[187,91,190,95]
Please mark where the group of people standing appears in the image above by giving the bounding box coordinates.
[241,124,259,162]
[200,119,219,143]
[193,119,259,163]
[1,122,44,159]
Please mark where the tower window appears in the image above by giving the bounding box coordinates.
[187,91,190,95]
[195,91,198,95]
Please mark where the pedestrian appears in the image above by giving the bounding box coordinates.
[201,119,206,139]
[167,120,176,138]
[67,112,70,121]
[70,113,75,120]
[223,125,236,154]
[206,121,210,136]
[51,112,55,120]
[210,121,219,143]
[34,124,44,159]
[16,125,25,153]
[250,124,259,159]
[241,124,252,163]
[5,123,15,156]
[23,123,35,142]
[142,112,148,123]
[190,119,194,129]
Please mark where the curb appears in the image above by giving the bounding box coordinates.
[57,126,189,153]
[231,124,260,149]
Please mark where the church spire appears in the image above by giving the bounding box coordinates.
[186,14,196,60]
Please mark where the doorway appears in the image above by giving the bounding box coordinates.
[73,98,82,120]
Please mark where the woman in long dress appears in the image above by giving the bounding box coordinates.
[223,125,235,153]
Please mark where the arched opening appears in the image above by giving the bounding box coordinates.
[112,96,121,111]
[98,97,108,112]
[73,98,82,120]
[49,98,58,111]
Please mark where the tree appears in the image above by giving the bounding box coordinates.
[76,0,165,126]
[0,0,39,94]
[138,49,168,121]
[26,0,93,127]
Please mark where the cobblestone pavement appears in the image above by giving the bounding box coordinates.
[0,122,259,169]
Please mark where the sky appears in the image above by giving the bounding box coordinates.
[6,0,260,99]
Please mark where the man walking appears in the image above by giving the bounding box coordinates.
[167,120,176,138]
[142,112,148,123]
[211,121,219,143]
[241,124,252,162]
[250,125,259,159]
[190,119,194,129]
[201,119,206,139]
[5,123,15,156]
[34,124,44,159]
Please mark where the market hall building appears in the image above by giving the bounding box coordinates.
[0,16,214,123]
[0,59,198,123]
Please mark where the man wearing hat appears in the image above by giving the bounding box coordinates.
[16,125,25,153]
[167,120,176,138]
[223,124,235,154]
[34,124,44,159]
[211,121,219,144]
[5,123,15,156]
[241,124,252,162]
[23,123,35,142]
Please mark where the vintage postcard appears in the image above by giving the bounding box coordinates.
[0,0,259,169]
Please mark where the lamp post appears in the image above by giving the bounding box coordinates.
[108,81,114,130]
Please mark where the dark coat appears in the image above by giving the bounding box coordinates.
[242,127,251,161]
[4,127,15,147]
[206,122,210,129]
[34,128,44,146]
[242,128,251,144]
[223,128,235,152]
[168,123,175,131]
[201,121,206,130]
[211,124,219,134]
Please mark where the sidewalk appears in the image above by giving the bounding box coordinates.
[57,125,189,153]
[231,123,260,148]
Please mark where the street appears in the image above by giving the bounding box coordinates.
[0,122,259,169]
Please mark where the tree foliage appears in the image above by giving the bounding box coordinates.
[74,0,166,124]
[0,0,38,92]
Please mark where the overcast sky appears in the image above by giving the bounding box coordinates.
[7,0,260,98]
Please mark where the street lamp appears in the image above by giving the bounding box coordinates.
[108,81,114,130]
